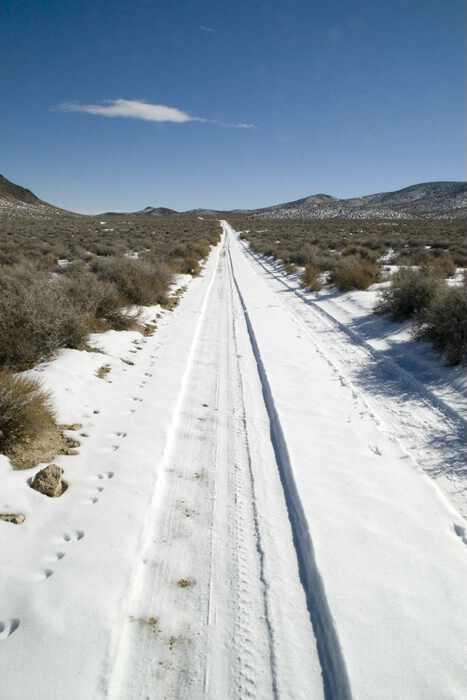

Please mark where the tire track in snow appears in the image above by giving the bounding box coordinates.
[227,275,279,700]
[226,236,353,700]
[106,241,224,700]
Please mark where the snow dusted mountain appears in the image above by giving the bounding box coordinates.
[1,172,466,219]
[252,182,467,220]
[127,181,467,220]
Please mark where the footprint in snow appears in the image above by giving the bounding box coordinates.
[98,471,114,480]
[454,523,467,545]
[63,531,84,543]
[0,619,20,641]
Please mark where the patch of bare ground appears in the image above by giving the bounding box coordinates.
[8,424,80,470]
[96,364,111,379]
[129,616,159,635]
[164,284,188,310]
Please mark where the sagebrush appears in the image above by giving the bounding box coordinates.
[0,371,56,453]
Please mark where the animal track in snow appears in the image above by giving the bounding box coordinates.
[454,523,467,545]
[39,569,54,580]
[115,431,127,438]
[0,619,20,641]
[63,531,84,543]
[98,471,114,480]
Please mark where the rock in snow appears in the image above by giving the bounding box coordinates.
[30,464,67,497]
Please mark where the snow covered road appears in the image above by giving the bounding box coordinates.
[1,223,466,699]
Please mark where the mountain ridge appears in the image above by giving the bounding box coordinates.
[1,173,466,220]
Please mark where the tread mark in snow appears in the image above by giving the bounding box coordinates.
[228,241,353,700]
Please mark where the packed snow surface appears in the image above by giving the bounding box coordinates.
[0,223,466,699]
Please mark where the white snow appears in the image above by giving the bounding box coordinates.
[0,223,466,699]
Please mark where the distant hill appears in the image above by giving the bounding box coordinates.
[0,173,42,204]
[103,206,179,217]
[1,173,466,220]
[249,182,467,220]
[110,182,467,220]
[0,173,76,219]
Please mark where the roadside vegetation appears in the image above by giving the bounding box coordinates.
[233,217,466,364]
[375,267,466,365]
[0,214,220,465]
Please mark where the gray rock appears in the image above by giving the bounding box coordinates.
[31,464,67,497]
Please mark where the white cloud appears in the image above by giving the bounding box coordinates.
[200,26,216,32]
[57,99,198,123]
[55,99,255,128]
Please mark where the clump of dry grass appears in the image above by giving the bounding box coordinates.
[0,371,56,454]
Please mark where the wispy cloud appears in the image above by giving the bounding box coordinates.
[57,99,196,123]
[200,26,216,32]
[55,99,254,128]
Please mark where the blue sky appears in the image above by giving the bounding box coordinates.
[1,0,465,213]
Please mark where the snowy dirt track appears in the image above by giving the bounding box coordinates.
[1,223,466,700]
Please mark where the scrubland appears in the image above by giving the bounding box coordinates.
[231,217,466,366]
[0,214,220,464]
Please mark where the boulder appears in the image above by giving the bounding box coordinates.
[31,464,67,497]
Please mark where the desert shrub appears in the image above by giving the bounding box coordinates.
[302,265,324,292]
[57,263,136,330]
[176,256,201,276]
[374,267,444,322]
[0,371,56,453]
[341,245,379,262]
[288,250,310,266]
[330,257,380,291]
[89,256,173,306]
[191,240,212,258]
[427,253,457,279]
[283,262,297,276]
[413,280,467,365]
[450,243,467,267]
[0,264,88,370]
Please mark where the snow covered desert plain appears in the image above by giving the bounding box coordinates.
[1,221,466,699]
